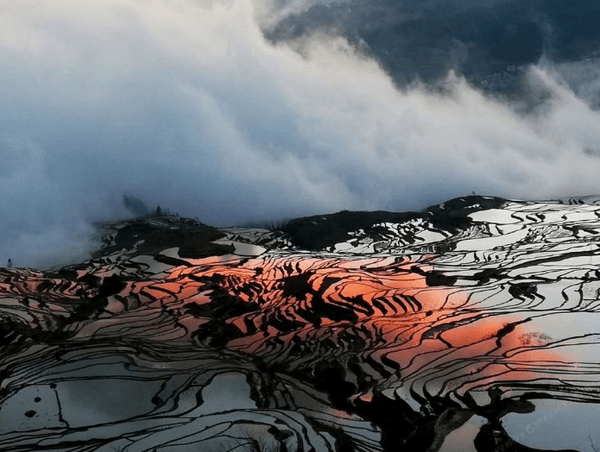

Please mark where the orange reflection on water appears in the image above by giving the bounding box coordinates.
[153,255,572,400]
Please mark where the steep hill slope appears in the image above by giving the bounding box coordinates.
[2,196,600,451]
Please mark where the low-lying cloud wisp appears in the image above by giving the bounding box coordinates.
[1,0,600,267]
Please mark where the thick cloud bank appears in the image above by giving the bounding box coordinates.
[1,0,600,267]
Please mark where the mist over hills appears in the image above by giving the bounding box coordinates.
[3,3,600,449]
[1,0,600,268]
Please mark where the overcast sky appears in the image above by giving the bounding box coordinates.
[1,0,600,268]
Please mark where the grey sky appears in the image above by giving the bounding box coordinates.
[404,0,508,10]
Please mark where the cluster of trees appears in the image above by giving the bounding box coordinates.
[154,205,179,217]
[122,195,179,218]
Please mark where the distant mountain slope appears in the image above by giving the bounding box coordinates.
[277,195,507,251]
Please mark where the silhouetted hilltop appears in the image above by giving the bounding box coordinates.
[93,215,233,260]
[278,195,508,251]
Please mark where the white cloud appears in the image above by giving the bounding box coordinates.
[1,0,600,267]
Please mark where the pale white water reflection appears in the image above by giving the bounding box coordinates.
[503,399,600,452]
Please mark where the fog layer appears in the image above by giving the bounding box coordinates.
[1,0,600,267]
